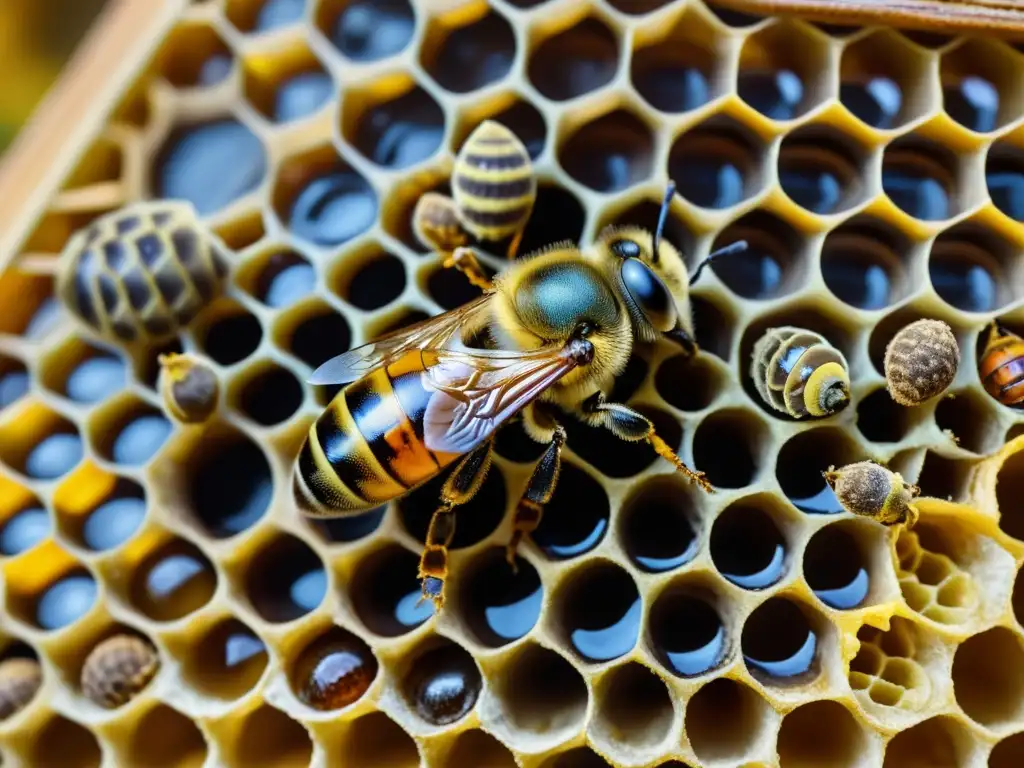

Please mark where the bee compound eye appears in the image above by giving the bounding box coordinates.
[611,239,642,260]
[620,258,676,333]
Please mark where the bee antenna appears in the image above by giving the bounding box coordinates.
[689,240,749,287]
[651,180,677,264]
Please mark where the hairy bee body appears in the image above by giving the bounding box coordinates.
[296,180,733,610]
[295,236,689,517]
[980,324,1024,407]
[295,349,464,517]
[751,327,851,418]
[56,200,228,344]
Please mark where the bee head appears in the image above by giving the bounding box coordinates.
[594,182,747,355]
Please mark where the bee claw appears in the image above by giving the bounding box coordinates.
[420,576,445,613]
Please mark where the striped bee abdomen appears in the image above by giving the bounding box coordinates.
[751,327,851,419]
[452,120,536,242]
[293,351,461,518]
[56,200,228,345]
[980,325,1024,406]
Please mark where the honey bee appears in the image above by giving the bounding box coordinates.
[294,181,746,610]
[750,327,851,419]
[979,322,1024,407]
[412,120,536,260]
[55,200,229,345]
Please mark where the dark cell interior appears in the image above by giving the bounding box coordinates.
[710,503,787,589]
[742,598,818,681]
[288,309,352,369]
[516,185,586,257]
[670,119,761,209]
[187,430,273,538]
[238,364,303,426]
[778,127,865,215]
[820,217,908,310]
[804,524,869,610]
[253,251,316,308]
[351,546,434,637]
[461,548,543,647]
[425,11,515,93]
[21,424,83,481]
[0,356,29,411]
[200,311,263,366]
[156,120,266,216]
[882,137,958,221]
[621,480,700,573]
[649,588,726,677]
[528,18,618,101]
[558,563,641,663]
[693,410,762,489]
[709,211,802,300]
[566,407,681,479]
[559,110,654,193]
[776,428,862,515]
[287,169,378,247]
[30,569,96,631]
[78,478,147,552]
[309,506,386,545]
[245,535,326,623]
[857,388,912,443]
[106,406,172,467]
[327,0,415,62]
[399,467,506,549]
[738,69,806,121]
[987,142,1024,221]
[929,226,1010,313]
[342,251,406,310]
[632,36,714,113]
[130,539,217,622]
[0,505,50,556]
[530,463,610,560]
[354,87,444,170]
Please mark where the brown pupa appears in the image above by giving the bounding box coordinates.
[81,634,160,708]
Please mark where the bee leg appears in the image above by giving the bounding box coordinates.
[507,423,566,570]
[584,394,713,494]
[417,441,494,611]
[505,229,525,261]
[444,246,493,291]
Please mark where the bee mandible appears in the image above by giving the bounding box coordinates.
[294,181,746,611]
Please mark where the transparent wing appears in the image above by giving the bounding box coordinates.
[307,294,492,385]
[423,344,581,455]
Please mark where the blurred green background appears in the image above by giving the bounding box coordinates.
[0,0,111,155]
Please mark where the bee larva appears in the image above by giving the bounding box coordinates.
[56,200,229,345]
[158,352,219,424]
[823,461,920,528]
[0,658,42,720]
[81,634,160,709]
[751,327,851,418]
[979,322,1024,407]
[884,319,959,407]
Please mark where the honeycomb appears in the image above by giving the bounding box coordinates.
[4,0,1024,766]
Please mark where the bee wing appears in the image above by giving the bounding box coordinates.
[307,294,492,385]
[422,344,580,455]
